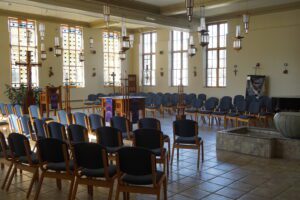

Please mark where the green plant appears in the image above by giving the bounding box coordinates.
[4,84,41,105]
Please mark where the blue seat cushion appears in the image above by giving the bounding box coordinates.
[122,171,164,185]
[185,108,198,113]
[81,165,117,178]
[18,153,39,164]
[175,136,202,144]
[260,112,273,116]
[227,113,239,117]
[46,160,74,171]
[212,111,227,115]
[199,110,212,114]
[238,115,256,119]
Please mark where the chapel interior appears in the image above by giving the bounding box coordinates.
[0,0,300,200]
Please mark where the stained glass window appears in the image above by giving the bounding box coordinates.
[103,31,121,86]
[171,31,189,86]
[207,22,228,87]
[142,32,156,86]
[61,25,85,87]
[8,18,38,87]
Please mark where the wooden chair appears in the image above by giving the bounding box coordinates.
[138,118,171,160]
[237,99,261,127]
[110,116,132,140]
[145,94,162,118]
[14,104,24,117]
[73,112,89,129]
[57,110,71,126]
[8,114,21,133]
[34,138,75,200]
[71,142,117,200]
[6,133,40,198]
[115,147,167,200]
[32,119,47,140]
[88,113,105,133]
[198,97,219,127]
[211,96,233,128]
[45,122,67,141]
[0,132,13,190]
[95,127,123,161]
[67,124,89,145]
[133,129,169,175]
[171,119,204,169]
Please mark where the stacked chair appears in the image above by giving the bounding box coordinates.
[198,97,219,126]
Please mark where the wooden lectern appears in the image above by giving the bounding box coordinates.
[39,86,62,117]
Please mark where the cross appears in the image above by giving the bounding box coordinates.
[15,50,42,113]
[110,72,116,94]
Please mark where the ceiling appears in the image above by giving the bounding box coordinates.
[0,0,300,30]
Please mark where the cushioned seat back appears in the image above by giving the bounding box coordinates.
[153,94,162,106]
[233,95,245,107]
[235,100,246,113]
[19,115,31,138]
[89,114,104,131]
[138,118,161,131]
[259,96,273,113]
[67,124,87,143]
[133,129,162,150]
[96,127,122,147]
[0,103,6,116]
[8,133,28,157]
[74,112,87,128]
[33,119,46,139]
[173,120,197,137]
[171,93,179,106]
[248,100,261,114]
[37,138,66,163]
[58,110,68,125]
[185,94,196,106]
[111,116,128,133]
[47,122,65,141]
[73,142,105,169]
[162,93,172,106]
[218,96,233,112]
[14,104,23,117]
[9,114,19,133]
[204,97,219,110]
[6,104,14,115]
[29,105,40,119]
[0,131,8,152]
[118,147,153,176]
[192,98,203,109]
[198,94,207,103]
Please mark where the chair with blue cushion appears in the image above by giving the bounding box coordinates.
[96,127,123,160]
[71,142,117,200]
[211,96,233,128]
[45,122,67,141]
[185,93,197,108]
[133,129,169,175]
[137,118,171,160]
[225,99,246,128]
[8,114,20,133]
[161,93,174,117]
[67,124,89,144]
[73,112,88,129]
[33,119,47,139]
[259,96,274,127]
[145,94,162,118]
[0,131,13,190]
[115,147,167,200]
[34,138,74,200]
[237,98,261,127]
[14,104,23,117]
[19,115,36,140]
[29,105,52,124]
[88,114,105,132]
[6,133,39,198]
[110,116,132,140]
[198,97,219,127]
[171,119,204,169]
[198,94,207,103]
[6,104,15,115]
[0,103,7,119]
[57,110,71,126]
[185,98,204,121]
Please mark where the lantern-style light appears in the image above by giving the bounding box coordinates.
[185,0,194,22]
[233,25,244,51]
[103,4,110,26]
[121,18,130,51]
[41,43,47,61]
[129,34,134,48]
[89,37,94,48]
[54,36,62,57]
[188,35,197,57]
[243,14,250,34]
[39,23,45,41]
[79,51,85,62]
[197,6,209,47]
[119,50,126,60]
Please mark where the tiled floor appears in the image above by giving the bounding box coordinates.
[1,113,300,200]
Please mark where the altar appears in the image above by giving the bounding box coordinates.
[100,96,145,123]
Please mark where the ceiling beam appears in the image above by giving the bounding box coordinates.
[27,0,194,29]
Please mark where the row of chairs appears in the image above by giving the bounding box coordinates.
[0,132,167,200]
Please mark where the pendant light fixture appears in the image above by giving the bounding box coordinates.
[103,2,110,28]
[233,25,244,51]
[188,35,197,57]
[119,50,126,61]
[185,0,194,22]
[39,23,47,61]
[121,17,130,52]
[243,14,250,34]
[197,5,209,47]
[54,36,62,57]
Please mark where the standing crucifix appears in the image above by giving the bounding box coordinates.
[110,72,116,94]
[15,50,42,113]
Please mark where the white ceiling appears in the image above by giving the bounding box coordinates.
[134,0,183,7]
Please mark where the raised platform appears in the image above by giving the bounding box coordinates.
[217,127,300,160]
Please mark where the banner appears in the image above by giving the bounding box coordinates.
[105,98,113,122]
[246,75,266,98]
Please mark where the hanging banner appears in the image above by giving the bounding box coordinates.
[105,98,113,122]
[246,75,267,98]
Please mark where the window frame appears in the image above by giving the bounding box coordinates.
[142,32,156,86]
[206,22,228,88]
[61,24,85,88]
[8,17,39,88]
[171,30,189,87]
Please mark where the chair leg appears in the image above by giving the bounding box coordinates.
[6,165,16,191]
[197,146,200,169]
[157,185,161,200]
[71,178,79,200]
[26,168,39,198]
[0,163,3,169]
[68,177,75,200]
[108,183,114,200]
[163,178,167,200]
[56,179,62,190]
[88,185,93,196]
[1,162,13,189]
[167,140,171,161]
[34,172,45,200]
[115,183,120,200]
[177,147,179,161]
[170,144,175,165]
[201,142,204,162]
